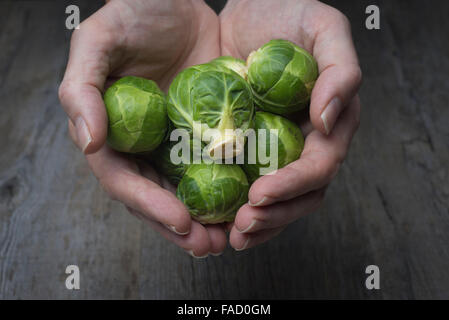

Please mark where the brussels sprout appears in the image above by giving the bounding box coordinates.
[167,64,254,159]
[242,111,304,183]
[104,76,168,153]
[151,136,204,185]
[210,56,248,79]
[247,39,318,114]
[166,64,213,133]
[150,141,188,185]
[176,163,249,224]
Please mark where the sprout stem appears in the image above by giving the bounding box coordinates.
[206,112,244,160]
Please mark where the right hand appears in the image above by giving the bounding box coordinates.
[219,0,362,250]
[58,0,226,257]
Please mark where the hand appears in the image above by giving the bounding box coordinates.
[220,0,362,250]
[58,0,226,257]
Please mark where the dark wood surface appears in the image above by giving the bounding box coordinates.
[0,0,448,299]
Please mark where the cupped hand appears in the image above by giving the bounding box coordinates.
[219,0,362,250]
[58,0,226,257]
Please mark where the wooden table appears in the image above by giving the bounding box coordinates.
[0,0,448,299]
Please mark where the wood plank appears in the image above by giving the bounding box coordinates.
[0,0,448,299]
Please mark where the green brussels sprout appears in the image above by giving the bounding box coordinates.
[176,163,249,224]
[210,56,248,79]
[103,76,168,153]
[166,64,213,133]
[167,64,254,159]
[151,136,204,185]
[247,39,318,114]
[242,111,304,184]
[150,141,188,185]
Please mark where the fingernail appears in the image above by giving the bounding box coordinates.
[235,238,250,251]
[187,250,208,259]
[75,116,92,153]
[321,97,343,135]
[237,219,257,233]
[165,224,190,236]
[248,197,268,207]
[210,251,223,257]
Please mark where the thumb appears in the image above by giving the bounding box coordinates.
[309,9,362,135]
[58,26,110,154]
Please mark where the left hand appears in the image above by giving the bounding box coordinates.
[59,0,226,258]
[219,0,362,250]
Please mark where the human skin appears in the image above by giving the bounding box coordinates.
[59,0,361,256]
[220,0,362,250]
[59,0,225,258]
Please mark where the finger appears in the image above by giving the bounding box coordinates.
[249,95,360,206]
[128,208,211,258]
[136,161,225,256]
[230,226,284,251]
[205,224,228,256]
[310,7,362,135]
[58,19,114,154]
[235,188,325,234]
[87,145,192,235]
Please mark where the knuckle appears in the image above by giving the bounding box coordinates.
[334,150,346,165]
[322,160,341,181]
[58,81,76,106]
[333,9,351,29]
[57,82,68,103]
[324,6,350,28]
[348,64,363,88]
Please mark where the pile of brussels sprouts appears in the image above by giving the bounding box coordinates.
[103,39,318,224]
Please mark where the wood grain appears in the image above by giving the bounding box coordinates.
[0,0,448,299]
